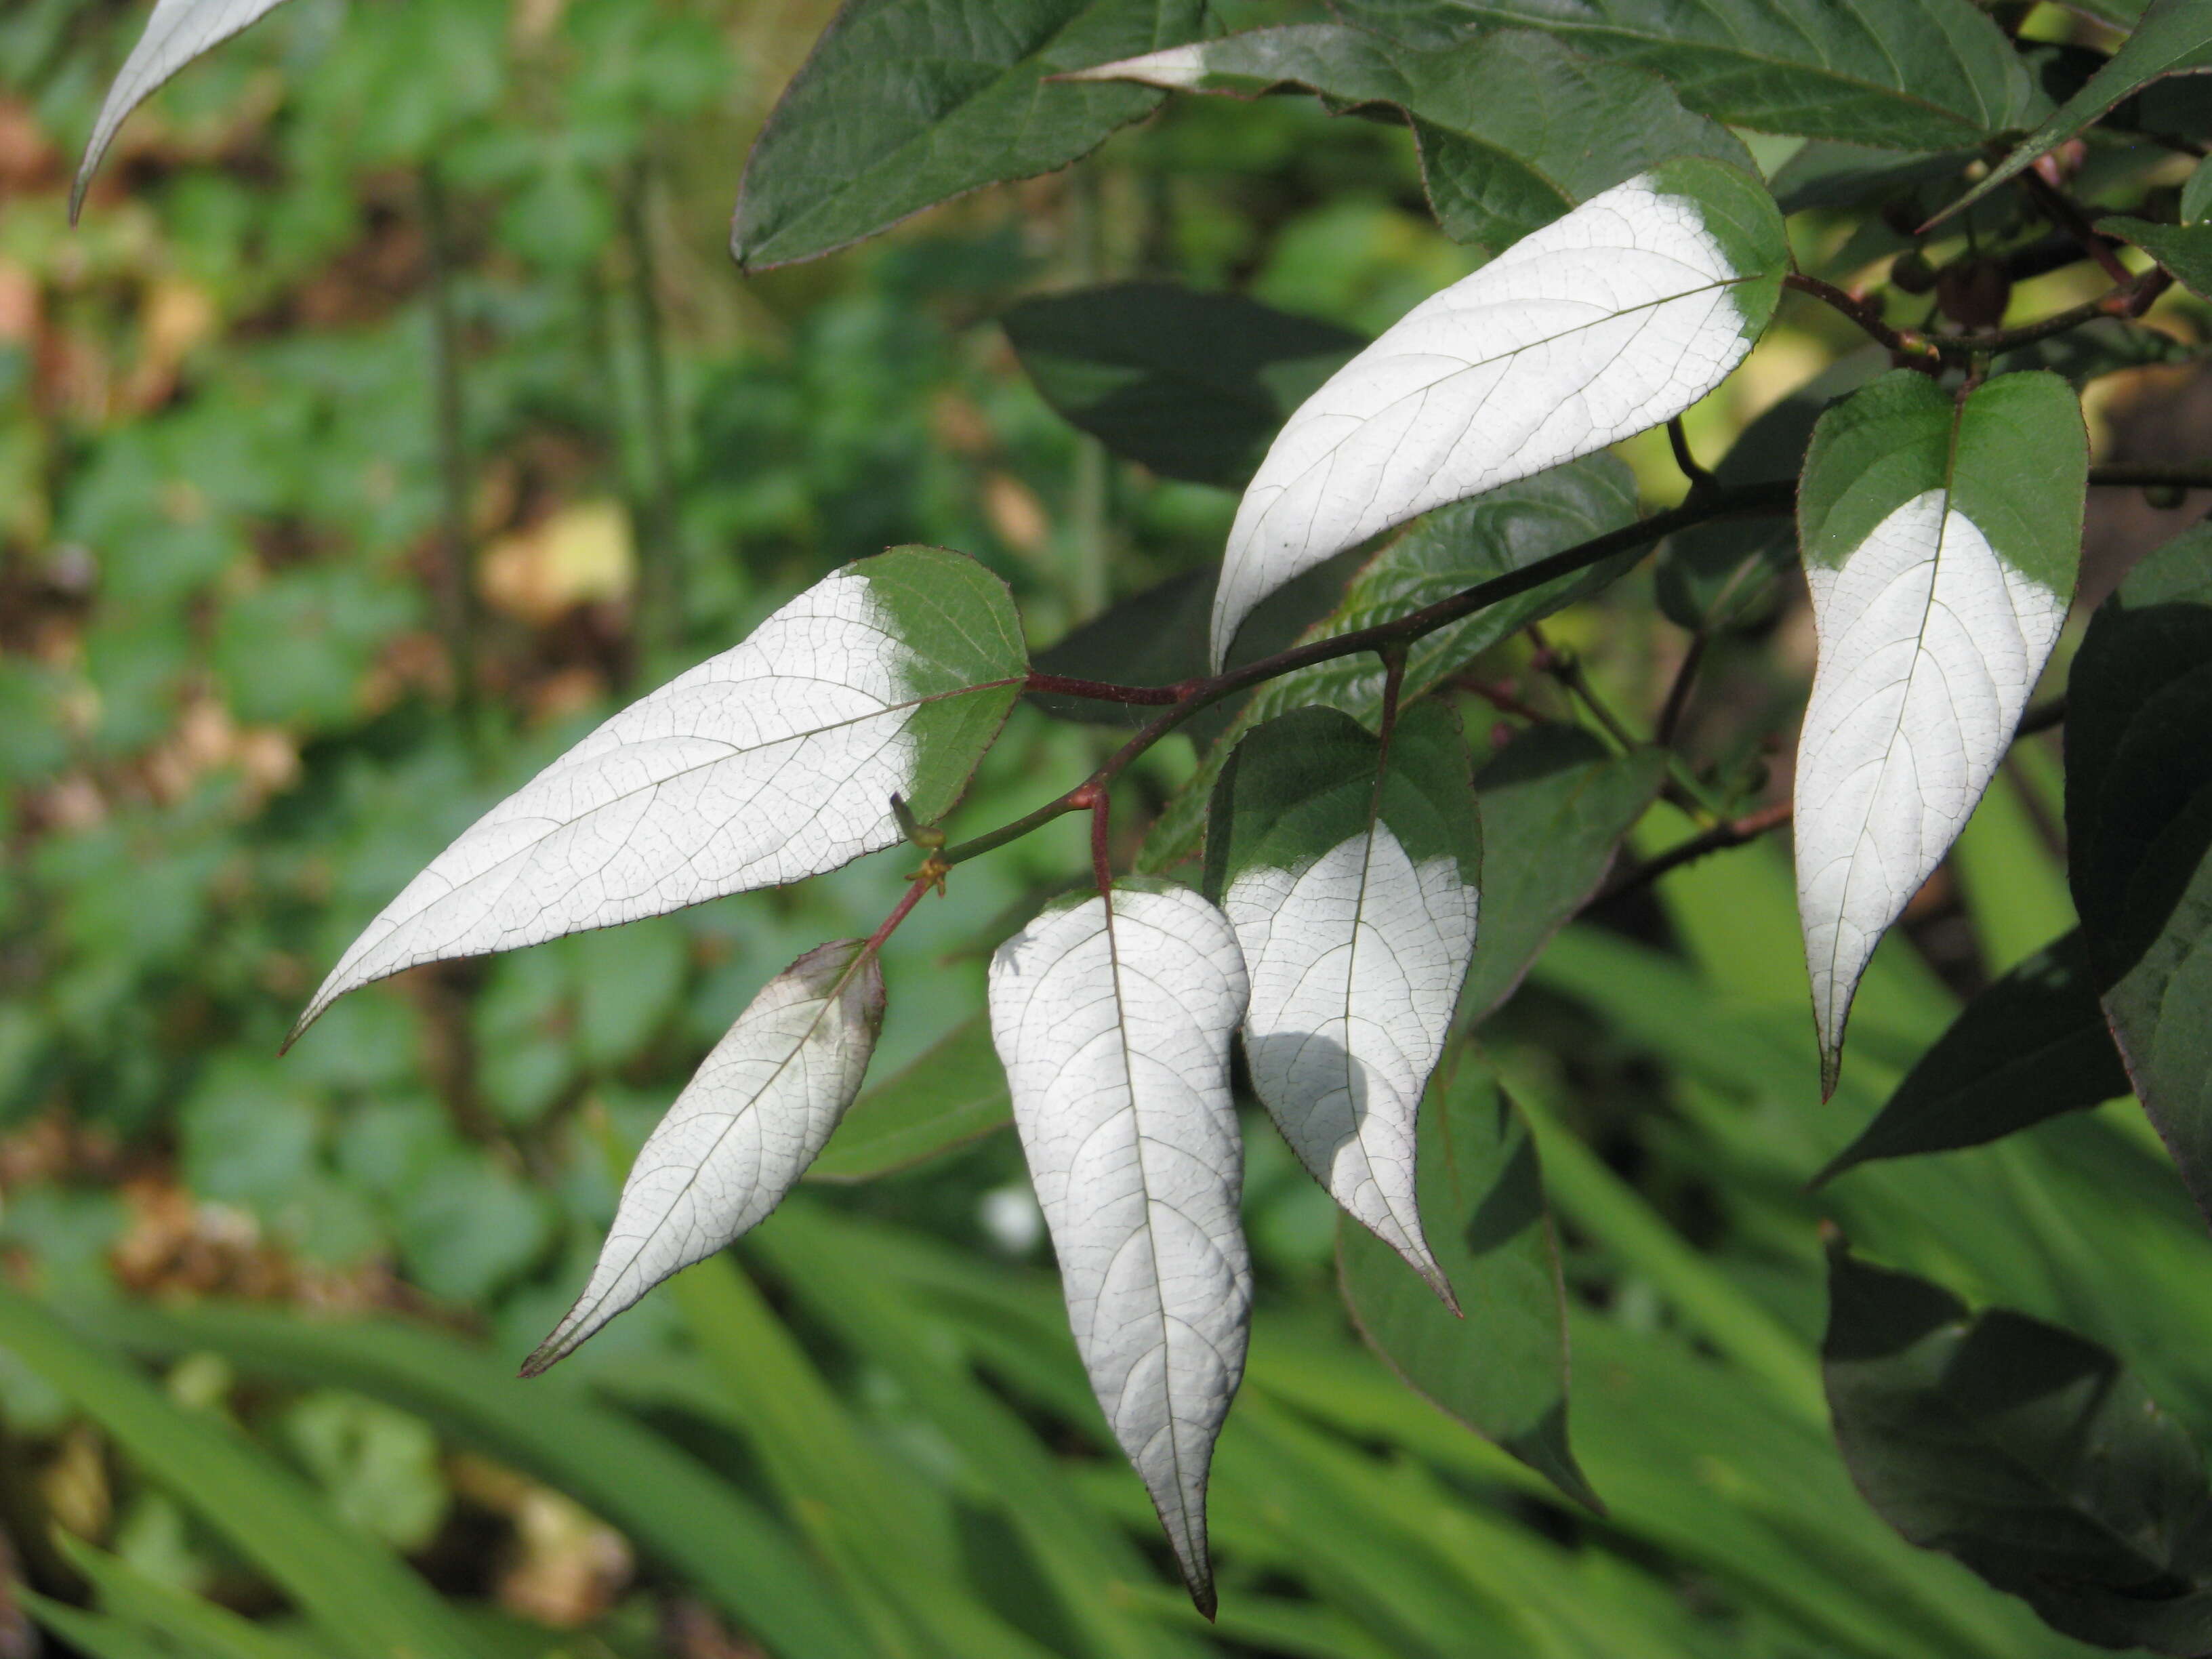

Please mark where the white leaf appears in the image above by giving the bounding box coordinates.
[74,0,298,218]
[1209,160,1784,668]
[1795,491,2064,1080]
[1225,825,1477,1304]
[988,882,1251,1616]
[523,939,884,1375]
[291,547,1021,1042]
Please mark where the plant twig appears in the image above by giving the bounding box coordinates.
[2021,171,2133,287]
[1026,672,1193,705]
[1787,266,2173,365]
[1597,800,1793,903]
[1666,417,1712,489]
[1656,633,1706,748]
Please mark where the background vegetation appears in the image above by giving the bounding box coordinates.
[3,1,2211,1655]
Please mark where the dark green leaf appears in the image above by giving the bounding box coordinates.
[1655,347,1886,632]
[807,1015,1011,1181]
[1816,931,2132,1184]
[2104,217,2212,302]
[2066,520,2212,1225]
[75,1300,876,1659]
[730,0,1205,270]
[1992,317,2204,386]
[1937,0,2212,223]
[1141,455,1640,869]
[1002,283,1361,486]
[1332,0,2041,149]
[1767,142,1978,216]
[2184,157,2212,224]
[1070,24,1751,251]
[1462,726,1667,1023]
[1824,1246,2212,1653]
[0,1288,475,1659]
[1339,1056,1597,1509]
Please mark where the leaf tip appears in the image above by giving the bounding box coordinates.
[1820,1045,1842,1103]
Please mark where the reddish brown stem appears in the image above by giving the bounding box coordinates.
[1026,672,1193,705]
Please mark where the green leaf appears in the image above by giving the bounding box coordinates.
[1824,1246,2212,1653]
[1656,347,1887,632]
[2184,156,2212,224]
[2066,520,2212,1224]
[1334,0,2041,149]
[1140,455,1640,869]
[1069,24,1752,252]
[1990,316,2203,386]
[1816,931,2131,1184]
[54,1532,315,1659]
[1205,703,1481,1294]
[1461,726,1668,1024]
[1767,142,1980,215]
[730,0,1206,270]
[807,1012,1012,1180]
[18,1590,193,1659]
[0,1288,475,1659]
[75,1299,876,1659]
[1338,1057,1596,1509]
[1002,283,1361,487]
[1793,370,2087,1091]
[1936,0,2212,224]
[2104,216,2212,302]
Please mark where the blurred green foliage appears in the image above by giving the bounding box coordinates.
[3,1,2211,1656]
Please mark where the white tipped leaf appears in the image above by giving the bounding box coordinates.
[293,546,1023,1040]
[1205,704,1480,1302]
[1794,371,2086,1091]
[525,940,884,1374]
[987,881,1250,1616]
[73,0,299,218]
[1209,157,1786,668]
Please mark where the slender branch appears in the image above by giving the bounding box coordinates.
[939,478,1795,867]
[1656,633,1707,749]
[1666,417,1712,489]
[862,871,938,957]
[2021,171,2132,287]
[2017,693,2066,737]
[2088,466,2212,491]
[1597,801,1793,903]
[1026,672,1192,705]
[1453,674,1552,724]
[1530,623,1641,752]
[1787,266,2173,365]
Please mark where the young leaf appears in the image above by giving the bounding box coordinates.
[730,0,1204,270]
[1142,455,1640,869]
[1934,0,2212,225]
[1462,726,1668,1024]
[2066,521,2212,1221]
[1793,371,2087,1092]
[807,1013,1012,1181]
[292,546,1023,1040]
[1002,284,1363,488]
[1066,25,1753,253]
[1338,1056,1595,1509]
[72,0,300,219]
[1205,704,1481,1297]
[1815,931,2131,1184]
[1336,0,2040,150]
[1824,1246,2212,1653]
[987,879,1252,1616]
[2103,217,2212,302]
[524,940,885,1375]
[1208,158,1786,668]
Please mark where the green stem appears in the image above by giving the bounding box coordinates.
[623,158,686,672]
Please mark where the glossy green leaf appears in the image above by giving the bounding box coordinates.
[730,0,1205,270]
[75,1300,876,1659]
[2066,521,2212,1223]
[2104,216,2212,302]
[1824,1246,2212,1652]
[1816,932,2131,1184]
[0,1288,474,1659]
[1338,1057,1595,1509]
[808,1012,1011,1180]
[1141,455,1640,869]
[1334,0,2041,149]
[1069,24,1752,252]
[1461,726,1668,1023]
[1937,0,2212,224]
[1794,370,2087,1091]
[1206,703,1481,1293]
[1002,283,1361,487]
